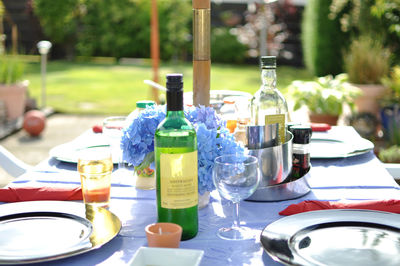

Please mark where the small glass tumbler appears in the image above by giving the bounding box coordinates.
[78,145,113,208]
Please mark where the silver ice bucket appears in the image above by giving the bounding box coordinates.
[247,131,310,201]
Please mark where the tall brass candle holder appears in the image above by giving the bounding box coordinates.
[193,0,210,107]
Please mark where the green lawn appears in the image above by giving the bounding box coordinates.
[24,60,313,115]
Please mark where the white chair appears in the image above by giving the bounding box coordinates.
[0,145,32,178]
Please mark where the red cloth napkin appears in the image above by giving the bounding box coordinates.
[279,199,400,216]
[310,123,331,132]
[0,186,83,202]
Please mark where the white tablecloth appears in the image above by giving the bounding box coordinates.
[4,126,399,266]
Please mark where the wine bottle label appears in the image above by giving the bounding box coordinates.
[160,151,198,209]
[265,114,286,144]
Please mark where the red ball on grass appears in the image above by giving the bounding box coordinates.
[23,110,46,137]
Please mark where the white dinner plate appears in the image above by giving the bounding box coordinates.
[49,141,82,163]
[129,247,204,266]
[49,132,119,164]
[310,137,374,159]
[261,209,400,266]
[0,201,121,264]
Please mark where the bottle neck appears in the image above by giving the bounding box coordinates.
[166,91,184,112]
[261,68,276,89]
[166,110,185,119]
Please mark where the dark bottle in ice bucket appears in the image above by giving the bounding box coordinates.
[289,125,312,180]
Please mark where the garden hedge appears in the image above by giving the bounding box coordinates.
[33,0,192,60]
[33,0,248,63]
[301,0,346,76]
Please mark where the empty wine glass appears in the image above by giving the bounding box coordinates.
[103,116,127,177]
[212,154,260,240]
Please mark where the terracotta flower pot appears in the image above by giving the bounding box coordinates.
[309,113,339,126]
[0,83,27,121]
[353,84,386,119]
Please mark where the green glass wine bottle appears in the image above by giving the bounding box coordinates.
[154,73,198,240]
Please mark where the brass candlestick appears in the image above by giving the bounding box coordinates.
[150,0,160,103]
[193,0,210,107]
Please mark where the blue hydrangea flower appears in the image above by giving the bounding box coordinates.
[121,105,244,194]
[185,105,226,130]
[121,105,165,167]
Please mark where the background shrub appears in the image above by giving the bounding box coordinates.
[33,0,192,60]
[330,0,400,64]
[372,0,400,61]
[301,0,347,76]
[211,27,247,64]
[33,0,80,58]
[344,35,390,84]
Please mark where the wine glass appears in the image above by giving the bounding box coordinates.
[102,116,128,177]
[212,154,260,240]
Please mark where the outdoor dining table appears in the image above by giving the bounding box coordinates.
[3,126,400,265]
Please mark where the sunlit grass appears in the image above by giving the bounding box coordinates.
[24,60,313,115]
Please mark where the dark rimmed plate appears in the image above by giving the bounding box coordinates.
[0,201,121,264]
[261,209,400,266]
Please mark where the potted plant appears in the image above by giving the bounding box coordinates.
[378,145,400,181]
[377,67,400,180]
[380,66,400,146]
[379,145,400,164]
[0,56,27,122]
[288,73,361,125]
[344,35,390,119]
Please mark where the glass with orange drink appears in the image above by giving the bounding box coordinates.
[220,98,237,133]
[78,145,113,208]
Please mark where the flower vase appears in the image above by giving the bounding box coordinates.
[198,191,210,209]
[135,166,155,190]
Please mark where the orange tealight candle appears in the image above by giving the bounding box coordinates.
[145,223,183,248]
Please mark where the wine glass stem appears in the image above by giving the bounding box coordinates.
[232,202,241,229]
[117,155,123,169]
[116,151,124,170]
